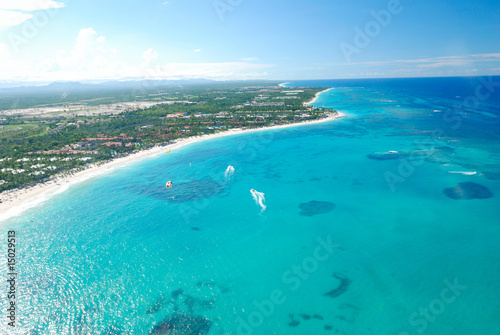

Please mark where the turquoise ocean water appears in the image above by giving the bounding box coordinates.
[1,77,499,334]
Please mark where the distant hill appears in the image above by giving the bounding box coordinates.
[0,79,218,93]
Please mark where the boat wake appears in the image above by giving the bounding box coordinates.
[250,189,266,212]
[225,165,235,181]
[449,171,477,175]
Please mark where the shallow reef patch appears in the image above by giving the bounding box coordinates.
[135,179,225,203]
[367,146,454,162]
[149,314,211,335]
[443,182,493,200]
[288,314,300,327]
[324,273,352,299]
[482,171,500,180]
[299,201,336,217]
[367,151,406,160]
[165,180,225,203]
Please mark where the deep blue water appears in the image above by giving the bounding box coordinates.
[1,77,499,335]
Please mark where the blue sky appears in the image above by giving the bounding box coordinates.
[0,0,499,83]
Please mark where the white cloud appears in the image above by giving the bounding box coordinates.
[53,28,116,71]
[194,49,201,53]
[417,60,470,68]
[75,27,98,44]
[0,43,11,59]
[323,53,500,79]
[154,62,272,80]
[241,57,258,62]
[0,0,65,27]
[163,0,178,6]
[0,42,32,79]
[0,0,65,11]
[475,53,500,59]
[0,28,274,83]
[140,48,158,70]
[143,48,158,62]
[25,28,132,82]
[0,9,33,26]
[338,53,500,68]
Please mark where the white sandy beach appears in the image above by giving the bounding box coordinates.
[305,87,334,106]
[0,104,343,222]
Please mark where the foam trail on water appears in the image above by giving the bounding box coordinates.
[225,165,235,180]
[250,189,266,212]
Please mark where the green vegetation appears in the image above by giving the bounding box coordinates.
[0,84,337,192]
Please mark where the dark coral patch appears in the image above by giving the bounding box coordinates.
[196,281,216,288]
[367,151,406,160]
[183,296,195,314]
[368,147,453,161]
[443,182,493,200]
[288,314,300,327]
[146,295,167,314]
[324,273,352,299]
[172,289,184,300]
[435,146,454,154]
[198,299,216,310]
[166,180,225,203]
[149,314,211,335]
[219,285,230,294]
[299,201,336,217]
[482,171,500,180]
[135,180,224,203]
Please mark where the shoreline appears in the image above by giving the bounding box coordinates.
[305,88,334,106]
[0,106,343,222]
